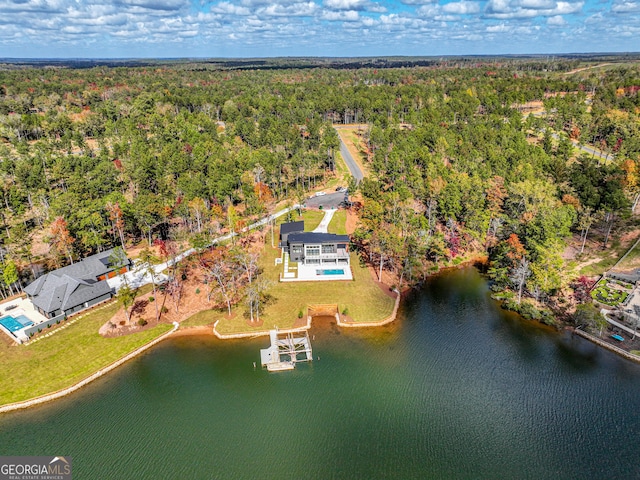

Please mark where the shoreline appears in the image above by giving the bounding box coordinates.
[572,327,640,364]
[8,258,632,413]
[0,322,179,414]
[0,257,403,412]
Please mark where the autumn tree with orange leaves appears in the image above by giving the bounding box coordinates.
[50,216,75,265]
[106,201,125,247]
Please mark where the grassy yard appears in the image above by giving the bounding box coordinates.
[212,247,395,334]
[0,301,172,406]
[199,209,395,335]
[274,209,325,231]
[328,210,348,235]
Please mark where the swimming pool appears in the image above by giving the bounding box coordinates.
[316,269,345,275]
[0,314,34,332]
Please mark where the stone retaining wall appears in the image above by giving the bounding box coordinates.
[214,292,401,338]
[337,291,400,328]
[574,328,640,364]
[0,322,179,414]
[213,317,312,339]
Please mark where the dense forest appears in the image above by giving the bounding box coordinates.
[1,57,639,324]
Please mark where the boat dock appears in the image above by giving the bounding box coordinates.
[260,330,313,372]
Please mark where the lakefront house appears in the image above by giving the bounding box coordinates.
[24,248,132,319]
[287,232,350,266]
[279,221,352,281]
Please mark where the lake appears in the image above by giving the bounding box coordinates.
[2,268,640,479]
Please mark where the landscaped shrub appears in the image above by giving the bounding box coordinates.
[161,306,169,314]
[612,280,634,290]
[148,296,154,302]
[138,319,148,326]
[591,285,628,306]
[298,309,303,319]
[195,288,200,295]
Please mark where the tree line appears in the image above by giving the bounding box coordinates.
[0,59,637,318]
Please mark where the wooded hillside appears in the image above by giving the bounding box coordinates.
[0,58,639,312]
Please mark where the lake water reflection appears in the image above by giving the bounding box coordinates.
[2,268,640,479]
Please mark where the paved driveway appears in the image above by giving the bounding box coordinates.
[305,191,347,209]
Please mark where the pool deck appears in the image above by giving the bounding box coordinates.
[280,257,353,282]
[0,296,49,343]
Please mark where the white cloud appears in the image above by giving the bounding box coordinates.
[240,0,305,6]
[416,4,440,16]
[442,1,481,14]
[211,2,251,15]
[486,23,509,32]
[516,0,556,8]
[322,9,359,20]
[0,0,637,58]
[116,0,188,11]
[257,2,318,16]
[323,0,385,12]
[485,0,583,18]
[0,0,69,13]
[546,14,566,24]
[324,0,365,9]
[399,0,436,4]
[611,0,640,12]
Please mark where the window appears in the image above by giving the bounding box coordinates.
[292,246,302,254]
[322,244,336,254]
[306,245,320,257]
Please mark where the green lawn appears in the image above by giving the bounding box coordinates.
[0,301,172,406]
[212,247,395,335]
[328,210,347,235]
[274,209,325,231]
[204,209,395,335]
[180,310,219,328]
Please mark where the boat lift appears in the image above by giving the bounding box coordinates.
[260,329,313,372]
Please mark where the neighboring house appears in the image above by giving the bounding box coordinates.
[24,248,132,319]
[279,220,305,249]
[287,232,350,267]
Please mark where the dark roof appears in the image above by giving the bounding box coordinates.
[279,221,305,235]
[24,248,124,314]
[288,232,350,244]
[26,274,112,314]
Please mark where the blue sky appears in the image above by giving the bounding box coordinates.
[0,0,638,58]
